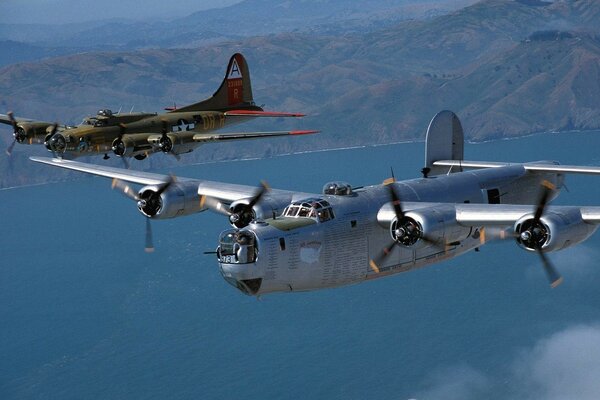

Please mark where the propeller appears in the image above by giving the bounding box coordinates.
[369,184,412,273]
[43,123,62,156]
[200,181,270,228]
[369,183,445,273]
[159,120,173,153]
[112,123,127,156]
[111,175,176,252]
[5,111,18,156]
[158,120,181,160]
[518,180,563,288]
[145,218,154,253]
[111,124,130,168]
[477,180,562,288]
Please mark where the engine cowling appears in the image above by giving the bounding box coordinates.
[228,196,291,228]
[147,133,176,153]
[514,209,597,252]
[379,204,472,248]
[17,122,54,144]
[137,181,204,219]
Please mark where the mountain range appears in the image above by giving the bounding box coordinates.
[1,0,600,187]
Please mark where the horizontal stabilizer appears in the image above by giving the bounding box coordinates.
[193,130,318,143]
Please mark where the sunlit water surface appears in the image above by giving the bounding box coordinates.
[2,131,600,399]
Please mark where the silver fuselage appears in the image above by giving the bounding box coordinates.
[218,165,563,295]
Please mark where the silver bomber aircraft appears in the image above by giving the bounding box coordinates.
[31,110,600,296]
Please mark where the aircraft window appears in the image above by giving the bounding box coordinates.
[298,207,311,217]
[282,198,335,223]
[317,208,334,222]
[286,206,300,217]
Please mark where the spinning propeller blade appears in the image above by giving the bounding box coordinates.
[111,178,139,201]
[201,181,270,227]
[5,111,17,156]
[145,218,154,253]
[530,180,562,288]
[111,175,175,252]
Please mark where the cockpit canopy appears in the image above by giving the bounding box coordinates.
[81,111,112,127]
[282,198,334,222]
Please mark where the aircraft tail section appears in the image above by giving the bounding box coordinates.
[423,110,464,177]
[173,53,260,113]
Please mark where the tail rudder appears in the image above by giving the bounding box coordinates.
[173,53,258,113]
[423,110,464,177]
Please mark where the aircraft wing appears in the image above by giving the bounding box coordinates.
[433,160,600,175]
[0,113,33,126]
[454,203,600,226]
[0,113,58,126]
[378,201,600,229]
[29,156,175,185]
[29,156,303,205]
[192,130,318,143]
[224,110,306,118]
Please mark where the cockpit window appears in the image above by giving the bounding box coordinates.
[282,198,335,223]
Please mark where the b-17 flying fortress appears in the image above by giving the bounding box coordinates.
[1,53,316,162]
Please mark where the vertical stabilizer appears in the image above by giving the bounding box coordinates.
[423,110,464,177]
[172,53,259,113]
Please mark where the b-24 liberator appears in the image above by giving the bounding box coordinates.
[31,111,600,296]
[2,53,316,161]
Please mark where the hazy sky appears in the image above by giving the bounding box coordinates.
[0,0,243,24]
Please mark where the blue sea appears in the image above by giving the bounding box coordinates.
[2,131,600,399]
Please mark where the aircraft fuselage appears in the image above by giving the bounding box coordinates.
[218,165,564,295]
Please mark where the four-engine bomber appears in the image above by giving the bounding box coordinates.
[31,110,600,295]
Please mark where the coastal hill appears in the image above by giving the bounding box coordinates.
[1,0,599,187]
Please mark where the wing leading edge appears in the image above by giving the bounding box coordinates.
[193,130,318,143]
[28,156,300,205]
[433,160,600,175]
[377,201,600,227]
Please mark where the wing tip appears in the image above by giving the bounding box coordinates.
[290,130,319,135]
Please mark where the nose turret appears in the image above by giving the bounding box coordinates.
[217,229,263,295]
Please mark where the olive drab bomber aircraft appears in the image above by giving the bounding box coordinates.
[31,111,600,296]
[1,53,316,161]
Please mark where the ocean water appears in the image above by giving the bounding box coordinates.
[2,131,600,399]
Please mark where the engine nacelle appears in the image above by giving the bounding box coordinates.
[137,181,204,219]
[379,204,472,248]
[228,196,290,228]
[111,135,154,158]
[17,121,54,144]
[146,133,195,156]
[514,209,597,252]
